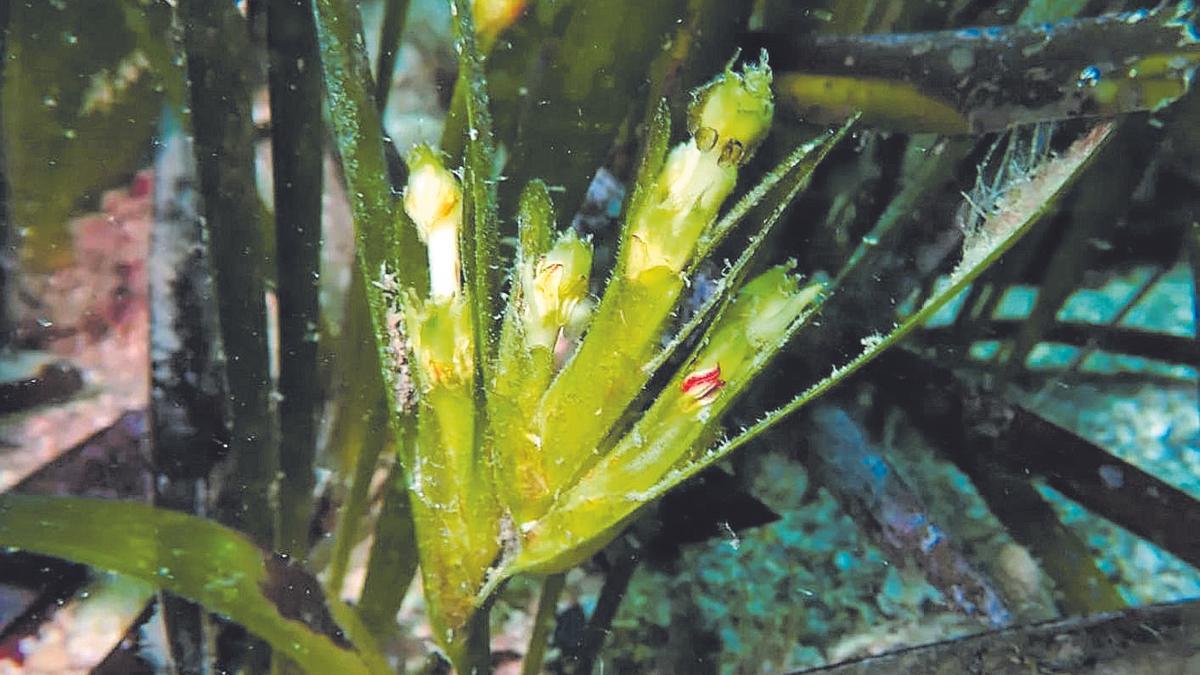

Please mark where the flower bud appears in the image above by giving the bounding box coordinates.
[687,264,825,395]
[405,295,474,390]
[625,141,737,278]
[521,230,594,349]
[688,57,774,166]
[658,141,735,214]
[403,145,463,301]
[623,60,775,281]
[732,263,824,348]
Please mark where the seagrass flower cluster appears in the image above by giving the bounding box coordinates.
[389,59,829,663]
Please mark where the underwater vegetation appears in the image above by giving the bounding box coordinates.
[0,0,1197,673]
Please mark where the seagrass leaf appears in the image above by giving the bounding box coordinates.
[684,121,1118,487]
[449,0,503,377]
[757,5,1200,133]
[0,494,389,675]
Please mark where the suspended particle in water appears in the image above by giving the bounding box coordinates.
[1077,65,1102,88]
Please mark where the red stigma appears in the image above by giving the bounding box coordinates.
[681,364,725,404]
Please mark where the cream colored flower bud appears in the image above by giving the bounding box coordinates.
[403,145,463,301]
[659,141,735,213]
[522,230,593,349]
[405,294,475,390]
[728,263,825,349]
[625,141,736,278]
[622,61,775,282]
